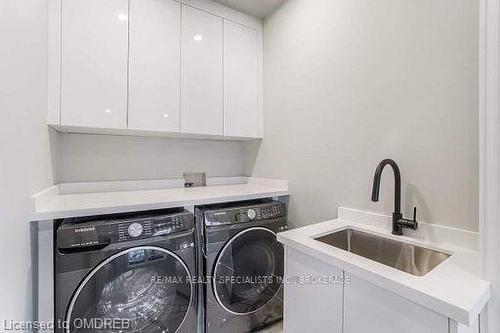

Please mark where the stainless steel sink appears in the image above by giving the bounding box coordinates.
[314,228,450,276]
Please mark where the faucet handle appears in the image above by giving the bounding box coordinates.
[412,207,417,222]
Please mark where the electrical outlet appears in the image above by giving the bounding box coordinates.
[183,172,207,187]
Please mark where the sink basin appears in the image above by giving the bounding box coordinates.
[314,228,450,276]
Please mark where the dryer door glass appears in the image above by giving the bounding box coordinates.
[66,246,192,333]
[213,227,284,314]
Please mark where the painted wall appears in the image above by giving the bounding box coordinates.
[247,0,479,231]
[0,0,53,325]
[55,133,246,183]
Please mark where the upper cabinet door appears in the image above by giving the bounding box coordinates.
[60,0,128,129]
[129,0,181,132]
[181,5,223,136]
[224,21,260,138]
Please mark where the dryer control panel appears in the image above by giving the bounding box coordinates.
[202,201,287,226]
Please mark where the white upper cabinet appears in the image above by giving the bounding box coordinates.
[51,0,263,139]
[128,0,181,132]
[181,5,224,136]
[224,21,261,138]
[60,0,128,129]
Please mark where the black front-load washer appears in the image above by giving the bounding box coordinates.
[196,199,287,333]
[55,208,197,333]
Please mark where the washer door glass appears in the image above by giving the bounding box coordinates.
[66,246,192,333]
[213,227,284,315]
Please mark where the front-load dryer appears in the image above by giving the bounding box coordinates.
[54,208,197,333]
[196,199,287,333]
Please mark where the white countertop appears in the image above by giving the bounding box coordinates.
[277,208,490,326]
[31,177,289,221]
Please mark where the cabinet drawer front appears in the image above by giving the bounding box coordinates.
[181,5,223,136]
[128,0,181,132]
[61,0,128,129]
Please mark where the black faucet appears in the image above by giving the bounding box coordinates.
[371,159,418,235]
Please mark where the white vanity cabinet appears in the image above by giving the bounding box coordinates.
[49,0,263,139]
[60,0,129,129]
[283,248,344,333]
[283,246,480,333]
[128,0,181,132]
[344,275,448,333]
[181,5,223,136]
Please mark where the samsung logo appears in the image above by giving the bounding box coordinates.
[213,212,226,216]
[74,227,95,233]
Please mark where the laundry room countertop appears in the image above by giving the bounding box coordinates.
[30,177,290,221]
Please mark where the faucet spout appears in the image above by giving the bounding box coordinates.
[371,159,401,214]
[370,159,417,235]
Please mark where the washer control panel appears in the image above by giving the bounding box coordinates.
[203,201,287,226]
[117,213,194,241]
[57,210,194,249]
[153,214,193,236]
[117,220,152,241]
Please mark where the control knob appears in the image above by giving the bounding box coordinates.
[247,209,257,220]
[127,222,144,238]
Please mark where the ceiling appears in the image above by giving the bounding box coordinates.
[211,0,287,18]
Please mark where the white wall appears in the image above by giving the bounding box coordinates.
[479,0,500,331]
[0,0,53,325]
[55,134,246,183]
[247,0,479,231]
